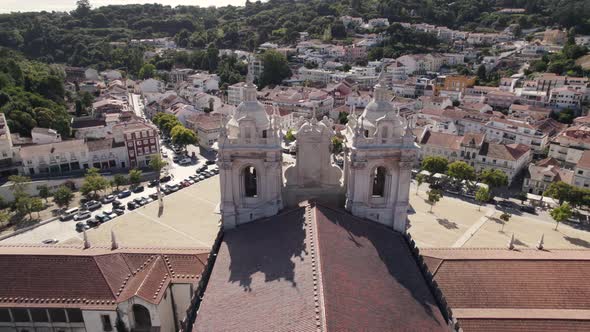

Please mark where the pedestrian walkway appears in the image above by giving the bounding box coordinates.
[452,207,495,247]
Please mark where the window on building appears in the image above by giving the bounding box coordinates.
[11,309,30,322]
[30,309,48,322]
[49,309,67,323]
[262,130,267,138]
[244,166,258,197]
[579,170,584,175]
[101,314,113,332]
[66,309,83,323]
[0,309,11,322]
[372,167,387,197]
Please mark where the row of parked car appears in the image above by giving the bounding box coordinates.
[66,164,220,232]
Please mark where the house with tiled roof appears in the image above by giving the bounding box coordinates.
[475,142,532,183]
[417,129,484,168]
[573,150,590,189]
[0,246,209,332]
[548,125,590,166]
[523,158,573,195]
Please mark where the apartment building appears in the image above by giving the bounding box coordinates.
[548,125,590,166]
[475,142,532,184]
[483,117,549,152]
[523,158,573,195]
[112,120,160,169]
[227,82,246,106]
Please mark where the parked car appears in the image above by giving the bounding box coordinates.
[198,175,206,181]
[127,201,138,210]
[112,200,122,207]
[73,211,91,221]
[180,180,190,187]
[160,175,172,183]
[149,193,159,200]
[101,195,116,204]
[162,152,168,158]
[118,190,132,199]
[520,205,536,214]
[83,200,101,211]
[134,197,144,206]
[132,185,145,193]
[206,160,216,165]
[113,208,125,216]
[148,180,159,187]
[60,207,79,221]
[75,222,89,232]
[197,165,208,173]
[42,239,59,245]
[166,184,180,193]
[179,158,192,165]
[172,156,181,163]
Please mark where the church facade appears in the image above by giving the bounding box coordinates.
[218,80,418,232]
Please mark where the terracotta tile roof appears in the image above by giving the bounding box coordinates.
[194,204,448,331]
[0,246,208,309]
[479,142,530,161]
[314,205,448,331]
[458,318,590,332]
[419,130,462,150]
[421,248,590,332]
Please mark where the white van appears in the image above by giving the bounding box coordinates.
[60,207,79,221]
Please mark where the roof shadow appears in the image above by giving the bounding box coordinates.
[223,208,307,291]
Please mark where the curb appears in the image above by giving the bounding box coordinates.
[0,216,59,241]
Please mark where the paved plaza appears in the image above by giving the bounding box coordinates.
[408,183,590,250]
[3,178,590,251]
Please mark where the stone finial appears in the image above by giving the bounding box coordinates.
[537,233,544,250]
[508,233,515,250]
[111,229,118,251]
[83,229,90,250]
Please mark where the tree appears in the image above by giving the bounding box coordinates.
[139,63,156,79]
[30,198,44,219]
[8,175,30,199]
[285,129,295,142]
[331,137,343,154]
[426,189,443,213]
[421,156,448,174]
[153,113,182,137]
[81,168,108,197]
[113,174,128,191]
[499,212,511,232]
[15,196,32,219]
[259,50,292,87]
[74,0,91,18]
[475,186,490,211]
[415,173,427,195]
[0,209,9,226]
[149,156,167,178]
[550,203,572,230]
[53,186,74,210]
[477,64,487,81]
[479,169,508,195]
[38,185,51,204]
[129,169,142,187]
[544,181,572,205]
[515,192,528,205]
[171,125,197,151]
[447,161,475,184]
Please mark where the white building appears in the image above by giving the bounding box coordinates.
[227,82,246,106]
[31,127,61,145]
[298,67,333,85]
[549,87,583,109]
[549,125,590,166]
[138,78,165,95]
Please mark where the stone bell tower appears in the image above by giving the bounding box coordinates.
[344,83,418,232]
[217,76,283,229]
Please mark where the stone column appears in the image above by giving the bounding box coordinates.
[219,159,237,229]
[393,158,413,233]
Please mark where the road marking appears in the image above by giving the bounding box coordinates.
[452,207,496,248]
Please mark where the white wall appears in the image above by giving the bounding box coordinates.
[82,309,117,332]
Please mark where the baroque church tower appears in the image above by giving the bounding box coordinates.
[344,83,418,232]
[217,76,283,229]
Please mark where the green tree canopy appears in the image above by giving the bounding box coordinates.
[479,169,508,190]
[421,156,448,174]
[129,169,143,186]
[447,161,475,182]
[550,203,572,230]
[475,186,490,210]
[53,186,74,209]
[259,50,291,87]
[81,168,108,197]
[171,125,197,150]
